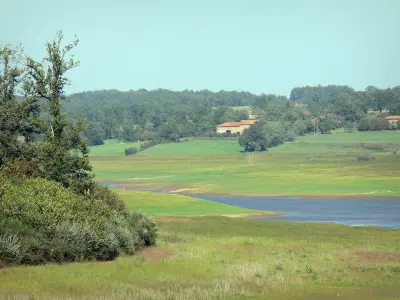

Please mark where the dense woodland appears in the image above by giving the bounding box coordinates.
[64,85,400,150]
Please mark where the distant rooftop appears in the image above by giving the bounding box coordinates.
[386,116,400,120]
[217,120,257,127]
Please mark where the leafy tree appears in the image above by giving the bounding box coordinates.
[318,119,334,134]
[0,45,41,167]
[24,31,92,194]
[239,122,268,152]
[157,122,181,142]
[330,94,363,122]
[85,122,105,146]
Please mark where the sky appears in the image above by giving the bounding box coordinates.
[1,0,399,96]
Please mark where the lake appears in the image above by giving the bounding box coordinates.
[185,194,400,228]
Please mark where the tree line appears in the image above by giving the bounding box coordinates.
[63,84,399,147]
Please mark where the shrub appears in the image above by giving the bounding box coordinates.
[89,183,128,215]
[0,176,156,265]
[358,116,389,131]
[1,159,40,179]
[125,147,138,156]
[140,139,162,151]
[128,212,158,248]
[0,233,23,265]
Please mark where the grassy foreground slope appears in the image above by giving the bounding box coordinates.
[92,131,400,197]
[1,189,399,300]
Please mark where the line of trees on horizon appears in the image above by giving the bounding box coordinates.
[62,84,400,146]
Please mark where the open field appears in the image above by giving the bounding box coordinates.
[90,141,141,157]
[118,189,276,217]
[1,189,399,300]
[92,131,400,197]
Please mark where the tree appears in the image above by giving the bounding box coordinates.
[0,45,41,167]
[239,122,268,152]
[24,31,92,194]
[330,94,363,122]
[157,122,180,142]
[318,119,333,134]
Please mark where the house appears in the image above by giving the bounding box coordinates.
[312,117,320,123]
[216,120,257,135]
[303,111,311,116]
[385,116,400,127]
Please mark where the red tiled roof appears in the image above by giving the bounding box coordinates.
[216,120,257,127]
[386,116,400,120]
[240,120,257,125]
[217,122,242,127]
[304,111,311,115]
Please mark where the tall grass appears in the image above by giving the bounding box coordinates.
[1,216,399,299]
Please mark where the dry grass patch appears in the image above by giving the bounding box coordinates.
[137,247,173,261]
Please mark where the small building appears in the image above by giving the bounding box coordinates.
[312,117,320,123]
[385,116,400,127]
[304,111,311,116]
[216,120,257,135]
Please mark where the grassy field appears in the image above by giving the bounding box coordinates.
[92,131,400,197]
[3,131,398,299]
[90,141,141,156]
[118,189,276,217]
[1,189,399,300]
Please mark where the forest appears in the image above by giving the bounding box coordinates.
[64,85,400,149]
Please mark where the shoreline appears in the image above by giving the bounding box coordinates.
[99,181,400,200]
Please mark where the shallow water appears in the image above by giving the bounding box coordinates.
[184,194,400,228]
[101,183,400,228]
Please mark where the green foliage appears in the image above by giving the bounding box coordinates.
[0,33,158,267]
[124,147,138,156]
[140,139,162,151]
[357,116,389,131]
[239,122,268,152]
[128,212,158,247]
[0,176,157,265]
[318,119,334,134]
[88,183,128,215]
[23,32,93,195]
[0,46,41,167]
[0,232,23,265]
[344,121,356,133]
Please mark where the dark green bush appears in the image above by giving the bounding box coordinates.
[139,139,162,151]
[89,183,129,215]
[0,176,156,265]
[129,212,158,247]
[358,116,389,131]
[124,147,138,155]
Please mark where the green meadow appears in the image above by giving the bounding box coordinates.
[118,189,275,217]
[92,131,400,197]
[1,189,399,300]
[2,131,399,300]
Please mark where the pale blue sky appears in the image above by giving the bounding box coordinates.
[1,0,399,96]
